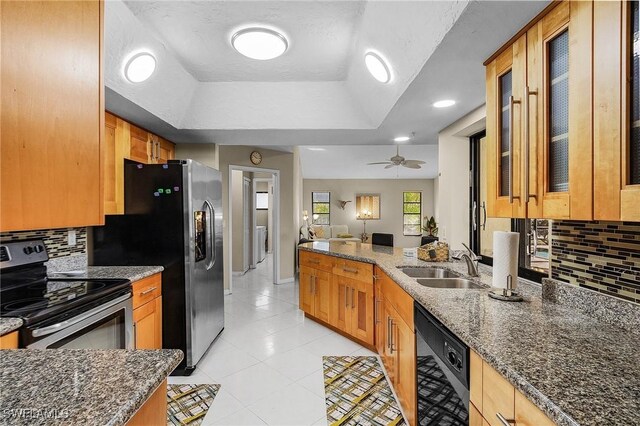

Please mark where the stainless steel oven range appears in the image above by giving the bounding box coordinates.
[0,239,133,349]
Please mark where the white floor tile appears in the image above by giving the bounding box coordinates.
[208,408,267,426]
[222,363,293,406]
[167,369,215,385]
[295,369,326,398]
[198,340,260,379]
[248,382,327,426]
[202,389,245,425]
[351,346,378,357]
[263,347,324,381]
[301,332,364,357]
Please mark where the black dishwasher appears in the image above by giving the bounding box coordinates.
[415,302,469,425]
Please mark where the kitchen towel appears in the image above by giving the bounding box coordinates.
[492,231,519,289]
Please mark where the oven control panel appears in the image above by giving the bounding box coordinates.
[0,239,49,270]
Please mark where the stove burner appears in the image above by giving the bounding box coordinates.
[1,298,49,314]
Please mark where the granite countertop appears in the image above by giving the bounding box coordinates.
[0,318,23,336]
[0,349,182,426]
[47,266,164,283]
[299,241,640,426]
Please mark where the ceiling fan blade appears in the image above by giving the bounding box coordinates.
[402,163,422,169]
[385,164,397,169]
[367,161,393,165]
[403,160,426,166]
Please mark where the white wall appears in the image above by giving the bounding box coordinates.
[437,105,485,250]
[303,179,435,248]
[174,143,218,169]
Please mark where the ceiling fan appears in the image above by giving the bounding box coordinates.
[367,145,426,169]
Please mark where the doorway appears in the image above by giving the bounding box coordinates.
[228,166,280,292]
[469,131,549,282]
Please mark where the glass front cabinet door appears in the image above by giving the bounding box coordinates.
[593,0,640,221]
[486,0,594,220]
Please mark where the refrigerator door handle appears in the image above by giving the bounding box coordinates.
[204,200,216,270]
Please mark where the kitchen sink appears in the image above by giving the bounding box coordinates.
[416,278,484,289]
[400,267,459,279]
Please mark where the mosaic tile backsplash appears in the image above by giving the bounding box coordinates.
[0,227,87,258]
[551,221,640,303]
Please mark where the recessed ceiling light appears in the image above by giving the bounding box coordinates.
[232,27,288,60]
[433,99,456,108]
[394,136,410,142]
[124,52,156,83]
[307,147,326,151]
[364,52,391,84]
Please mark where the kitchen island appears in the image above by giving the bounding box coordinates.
[0,349,182,425]
[298,241,640,426]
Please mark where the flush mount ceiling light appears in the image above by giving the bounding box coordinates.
[364,51,391,84]
[124,52,156,83]
[433,99,456,108]
[307,147,326,151]
[393,136,410,142]
[232,27,288,60]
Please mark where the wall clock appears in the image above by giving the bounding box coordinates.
[250,151,262,165]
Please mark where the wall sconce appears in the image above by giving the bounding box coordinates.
[338,200,351,210]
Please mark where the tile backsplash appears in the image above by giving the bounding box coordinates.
[0,227,87,258]
[551,221,640,303]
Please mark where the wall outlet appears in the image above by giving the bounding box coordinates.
[68,230,77,246]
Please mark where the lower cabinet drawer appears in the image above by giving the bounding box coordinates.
[299,250,333,272]
[132,273,162,309]
[333,258,373,283]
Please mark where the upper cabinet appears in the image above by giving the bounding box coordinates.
[103,112,175,214]
[486,1,593,220]
[593,0,640,221]
[1,1,104,232]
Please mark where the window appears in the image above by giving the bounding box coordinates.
[255,192,268,210]
[403,192,421,235]
[312,192,330,225]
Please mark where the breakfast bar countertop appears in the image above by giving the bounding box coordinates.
[299,241,640,426]
[0,317,23,336]
[0,349,182,426]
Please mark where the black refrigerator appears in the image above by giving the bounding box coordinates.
[92,159,224,375]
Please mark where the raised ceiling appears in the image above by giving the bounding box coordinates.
[124,1,366,82]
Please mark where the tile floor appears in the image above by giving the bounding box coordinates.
[169,255,377,425]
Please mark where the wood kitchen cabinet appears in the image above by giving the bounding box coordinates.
[126,380,167,426]
[1,0,104,231]
[375,267,416,426]
[472,349,556,426]
[593,0,640,221]
[132,273,163,350]
[0,331,18,349]
[485,0,594,220]
[298,265,331,324]
[329,274,374,346]
[103,112,176,214]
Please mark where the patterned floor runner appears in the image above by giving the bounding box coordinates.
[323,356,406,426]
[167,384,220,426]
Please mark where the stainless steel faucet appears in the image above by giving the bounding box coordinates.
[460,243,481,277]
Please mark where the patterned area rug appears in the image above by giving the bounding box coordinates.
[323,356,406,426]
[167,384,220,425]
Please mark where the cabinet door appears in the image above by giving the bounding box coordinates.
[469,403,483,426]
[486,35,527,218]
[104,113,118,214]
[299,266,315,316]
[0,331,19,349]
[597,0,640,220]
[350,278,374,345]
[133,297,162,349]
[527,0,593,219]
[394,315,416,426]
[129,125,151,163]
[313,269,331,324]
[515,389,555,426]
[1,0,103,231]
[330,275,351,332]
[374,277,385,355]
[381,301,396,383]
[156,137,175,164]
[482,360,515,426]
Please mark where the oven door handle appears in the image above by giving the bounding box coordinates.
[32,293,131,338]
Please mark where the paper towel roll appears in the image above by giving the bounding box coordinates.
[492,231,519,289]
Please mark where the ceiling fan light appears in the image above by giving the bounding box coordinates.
[364,51,391,84]
[232,27,288,60]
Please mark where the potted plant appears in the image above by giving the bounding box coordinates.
[422,216,438,236]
